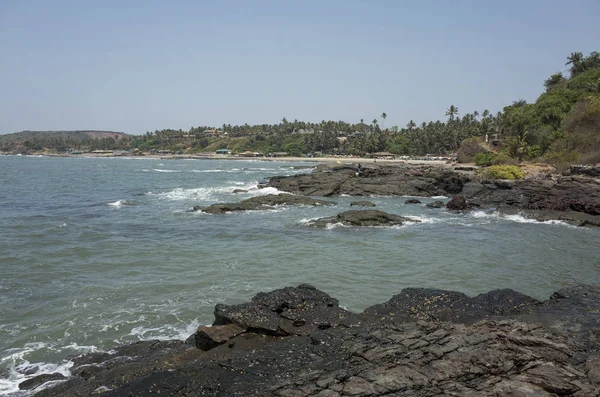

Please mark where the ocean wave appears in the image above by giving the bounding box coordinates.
[106,200,136,208]
[151,169,181,173]
[0,342,77,396]
[470,211,569,225]
[128,319,200,342]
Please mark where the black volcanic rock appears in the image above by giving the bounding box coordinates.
[307,210,420,228]
[36,284,600,397]
[195,194,336,214]
[349,200,376,207]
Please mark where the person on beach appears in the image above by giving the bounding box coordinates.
[356,163,362,177]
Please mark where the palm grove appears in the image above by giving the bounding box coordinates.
[3,51,599,166]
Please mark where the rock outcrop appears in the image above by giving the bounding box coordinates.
[35,284,600,396]
[267,164,468,197]
[307,210,420,228]
[265,163,600,226]
[350,200,376,207]
[194,194,336,214]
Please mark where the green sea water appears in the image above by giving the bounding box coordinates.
[1,155,599,395]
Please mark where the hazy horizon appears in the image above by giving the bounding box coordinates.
[1,0,598,135]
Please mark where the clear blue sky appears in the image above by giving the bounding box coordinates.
[1,0,598,134]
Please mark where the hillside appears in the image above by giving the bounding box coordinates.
[0,130,129,153]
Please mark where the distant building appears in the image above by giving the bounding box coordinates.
[215,149,231,155]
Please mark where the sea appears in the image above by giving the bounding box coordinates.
[1,155,599,395]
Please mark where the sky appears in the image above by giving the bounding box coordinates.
[0,0,598,135]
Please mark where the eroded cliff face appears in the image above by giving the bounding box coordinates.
[35,284,600,396]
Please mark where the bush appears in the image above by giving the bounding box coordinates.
[473,152,497,166]
[476,165,525,180]
[491,153,520,165]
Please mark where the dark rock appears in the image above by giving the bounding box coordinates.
[267,164,471,197]
[571,165,600,177]
[196,194,336,214]
[426,200,445,208]
[38,284,600,397]
[231,189,248,194]
[19,373,66,390]
[446,194,472,210]
[213,284,361,336]
[349,200,375,207]
[190,324,247,351]
[453,166,476,171]
[404,198,422,204]
[362,287,540,325]
[307,210,420,228]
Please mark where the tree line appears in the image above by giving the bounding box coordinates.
[3,51,599,165]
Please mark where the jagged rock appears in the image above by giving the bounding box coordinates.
[213,284,361,336]
[267,164,469,197]
[37,284,600,397]
[19,373,66,390]
[195,194,336,214]
[405,198,422,204]
[231,189,248,194]
[426,200,445,208]
[189,324,247,351]
[307,210,420,228]
[349,200,375,207]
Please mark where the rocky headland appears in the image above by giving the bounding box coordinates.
[266,163,600,227]
[34,284,600,396]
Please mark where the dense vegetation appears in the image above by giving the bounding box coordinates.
[2,51,598,166]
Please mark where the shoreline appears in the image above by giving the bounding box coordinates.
[6,152,455,167]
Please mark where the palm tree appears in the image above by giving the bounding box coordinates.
[566,52,584,74]
[482,109,490,119]
[445,105,459,121]
[372,119,378,126]
[360,119,364,124]
[381,112,387,130]
[406,120,416,131]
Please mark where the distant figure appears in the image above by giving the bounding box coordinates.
[356,163,362,177]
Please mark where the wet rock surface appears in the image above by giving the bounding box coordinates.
[36,284,600,396]
[266,163,600,226]
[194,194,336,214]
[307,210,420,228]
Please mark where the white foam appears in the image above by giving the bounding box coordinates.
[431,196,448,199]
[151,169,181,173]
[469,211,569,226]
[107,200,123,207]
[128,319,200,342]
[0,343,74,395]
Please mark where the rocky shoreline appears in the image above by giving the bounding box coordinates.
[34,284,600,396]
[265,163,600,227]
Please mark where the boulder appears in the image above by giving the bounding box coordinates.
[446,194,471,210]
[307,210,420,228]
[404,198,422,204]
[196,194,336,214]
[231,189,248,194]
[349,200,375,207]
[189,324,247,351]
[213,284,360,337]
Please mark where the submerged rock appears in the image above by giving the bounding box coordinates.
[405,198,422,204]
[425,200,445,208]
[195,194,336,214]
[307,210,420,227]
[349,200,376,207]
